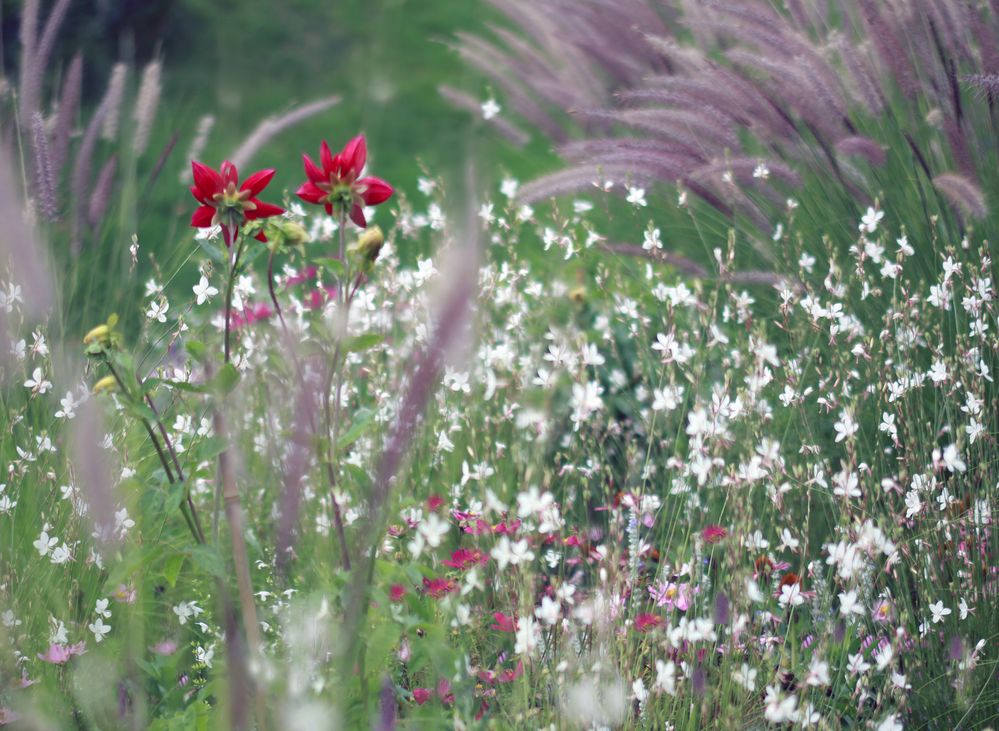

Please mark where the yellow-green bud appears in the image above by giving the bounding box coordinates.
[278,219,310,247]
[569,286,586,304]
[92,375,118,394]
[352,225,385,264]
[84,324,110,345]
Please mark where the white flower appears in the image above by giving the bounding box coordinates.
[752,162,770,180]
[570,381,604,429]
[33,530,57,556]
[49,543,72,564]
[877,714,904,731]
[55,390,81,419]
[146,299,169,323]
[417,513,450,548]
[642,227,662,251]
[833,409,858,442]
[535,596,560,625]
[500,177,519,199]
[839,589,865,617]
[513,616,539,655]
[491,536,534,570]
[481,98,501,120]
[173,601,204,625]
[929,600,951,624]
[732,663,756,691]
[195,643,215,668]
[654,660,678,695]
[942,444,966,473]
[95,598,112,618]
[859,206,884,234]
[806,657,830,686]
[764,685,797,723]
[626,186,647,207]
[192,276,219,305]
[779,582,804,608]
[88,617,111,643]
[847,652,870,675]
[24,368,52,394]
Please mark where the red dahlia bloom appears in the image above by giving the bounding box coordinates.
[190,160,285,247]
[296,135,393,227]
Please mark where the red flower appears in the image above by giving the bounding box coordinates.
[634,613,663,632]
[441,548,488,570]
[296,135,393,227]
[702,524,728,544]
[490,612,517,632]
[389,584,407,602]
[190,161,284,246]
[422,577,457,599]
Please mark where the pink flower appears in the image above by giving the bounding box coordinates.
[412,687,432,705]
[389,584,407,603]
[231,302,273,329]
[37,642,85,664]
[151,640,178,655]
[649,581,693,611]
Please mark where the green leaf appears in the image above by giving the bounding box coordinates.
[193,436,228,462]
[194,235,224,263]
[345,333,382,354]
[314,257,345,278]
[337,408,375,450]
[185,340,207,362]
[164,481,186,513]
[163,553,185,587]
[209,363,240,396]
[165,379,206,394]
[188,545,225,577]
[124,399,157,422]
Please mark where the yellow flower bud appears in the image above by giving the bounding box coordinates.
[92,375,118,394]
[83,324,110,345]
[569,286,586,304]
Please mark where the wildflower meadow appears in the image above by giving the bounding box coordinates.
[0,0,997,729]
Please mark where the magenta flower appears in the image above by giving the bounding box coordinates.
[649,580,693,611]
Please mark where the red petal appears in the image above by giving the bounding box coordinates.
[190,184,209,204]
[358,177,393,205]
[220,161,238,188]
[324,202,333,215]
[240,168,275,196]
[302,154,324,185]
[191,205,215,227]
[191,161,221,198]
[296,182,325,204]
[320,140,334,176]
[245,200,285,220]
[254,230,268,242]
[342,135,367,177]
[349,203,367,228]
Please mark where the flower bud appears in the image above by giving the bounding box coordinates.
[92,375,118,394]
[351,225,385,264]
[83,324,110,345]
[569,286,586,304]
[269,219,310,248]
